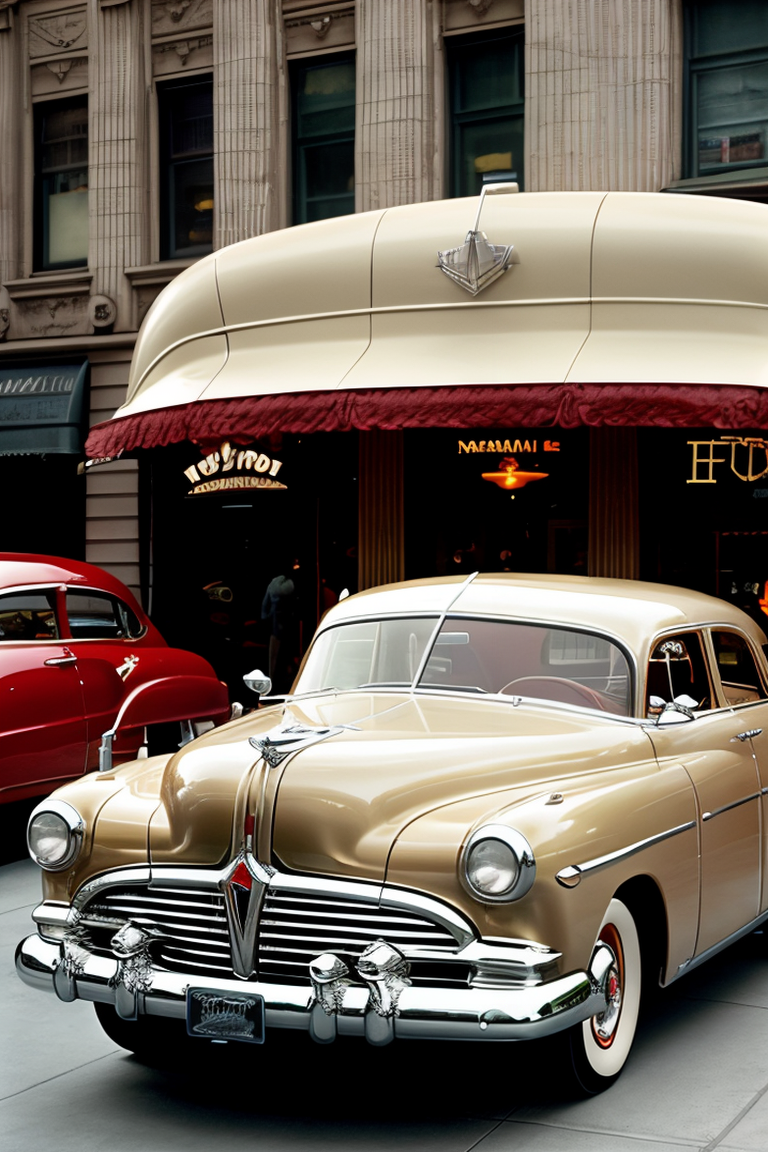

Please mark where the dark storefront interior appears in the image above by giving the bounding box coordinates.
[143,423,768,698]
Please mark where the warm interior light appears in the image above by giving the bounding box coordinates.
[481,456,548,491]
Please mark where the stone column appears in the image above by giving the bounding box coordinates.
[526,0,683,192]
[0,6,21,286]
[89,0,147,330]
[357,0,441,211]
[213,0,286,245]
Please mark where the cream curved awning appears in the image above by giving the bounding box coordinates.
[85,190,768,457]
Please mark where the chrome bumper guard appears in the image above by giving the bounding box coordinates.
[16,929,616,1045]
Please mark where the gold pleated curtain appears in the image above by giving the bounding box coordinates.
[588,427,640,579]
[358,429,405,591]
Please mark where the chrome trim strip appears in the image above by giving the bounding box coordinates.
[670,908,768,984]
[555,820,696,887]
[702,792,761,822]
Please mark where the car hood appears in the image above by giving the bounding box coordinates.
[150,691,655,877]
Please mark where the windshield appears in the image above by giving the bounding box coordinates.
[295,615,632,715]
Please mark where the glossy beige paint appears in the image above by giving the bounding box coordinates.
[35,574,768,987]
[114,192,768,425]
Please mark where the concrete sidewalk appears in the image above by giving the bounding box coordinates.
[3,856,768,1152]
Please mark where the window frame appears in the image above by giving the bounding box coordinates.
[157,75,214,261]
[446,26,525,198]
[683,2,768,180]
[290,51,356,226]
[33,95,89,272]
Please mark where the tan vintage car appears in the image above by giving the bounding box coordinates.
[16,573,768,1093]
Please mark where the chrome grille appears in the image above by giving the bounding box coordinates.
[81,885,233,979]
[80,881,469,987]
[258,890,466,986]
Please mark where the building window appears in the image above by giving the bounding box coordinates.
[291,55,355,224]
[447,29,524,197]
[158,78,214,259]
[685,1,768,178]
[34,97,88,270]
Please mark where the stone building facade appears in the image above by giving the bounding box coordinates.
[0,0,764,603]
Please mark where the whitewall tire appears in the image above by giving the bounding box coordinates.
[567,897,642,1095]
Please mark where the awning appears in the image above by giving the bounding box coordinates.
[85,381,768,457]
[84,191,768,458]
[0,361,88,455]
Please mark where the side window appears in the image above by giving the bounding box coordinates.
[646,632,713,715]
[710,630,768,705]
[0,591,59,640]
[65,592,141,639]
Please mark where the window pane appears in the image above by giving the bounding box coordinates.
[292,55,355,225]
[693,1,768,57]
[36,98,88,269]
[448,31,524,195]
[0,592,58,641]
[455,117,523,197]
[711,630,767,703]
[695,62,768,171]
[66,592,122,638]
[159,79,214,259]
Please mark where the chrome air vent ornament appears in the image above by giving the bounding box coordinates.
[437,182,520,295]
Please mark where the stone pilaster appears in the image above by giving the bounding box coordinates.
[526,0,683,192]
[0,10,21,286]
[89,0,147,330]
[213,0,286,246]
[357,0,441,211]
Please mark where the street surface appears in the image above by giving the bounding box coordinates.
[3,853,768,1152]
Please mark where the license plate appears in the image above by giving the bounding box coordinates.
[186,987,265,1043]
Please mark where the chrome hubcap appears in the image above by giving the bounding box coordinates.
[594,963,622,1041]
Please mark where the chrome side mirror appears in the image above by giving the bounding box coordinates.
[243,668,272,696]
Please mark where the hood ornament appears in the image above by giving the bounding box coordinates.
[437,181,520,296]
[250,720,360,768]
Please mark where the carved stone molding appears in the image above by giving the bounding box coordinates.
[46,59,72,83]
[0,1,17,33]
[89,294,117,331]
[151,0,211,39]
[152,33,212,75]
[467,0,494,14]
[284,4,354,56]
[28,8,88,58]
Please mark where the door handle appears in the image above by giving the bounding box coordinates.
[732,728,763,742]
[44,649,77,667]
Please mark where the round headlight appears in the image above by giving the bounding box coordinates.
[28,801,83,871]
[461,825,536,903]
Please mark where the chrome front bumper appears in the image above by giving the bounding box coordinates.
[16,930,616,1044]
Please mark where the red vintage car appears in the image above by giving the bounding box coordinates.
[0,553,230,806]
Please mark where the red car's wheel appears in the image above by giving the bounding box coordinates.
[567,898,642,1095]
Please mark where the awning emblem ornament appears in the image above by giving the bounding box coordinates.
[437,181,520,296]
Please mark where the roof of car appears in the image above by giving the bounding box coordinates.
[322,573,768,656]
[0,553,135,601]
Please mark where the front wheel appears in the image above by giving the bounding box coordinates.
[566,897,642,1095]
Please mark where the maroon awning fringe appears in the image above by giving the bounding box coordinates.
[85,382,768,458]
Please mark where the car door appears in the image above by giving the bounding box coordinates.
[62,588,144,768]
[0,587,88,802]
[707,628,768,918]
[644,630,762,956]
